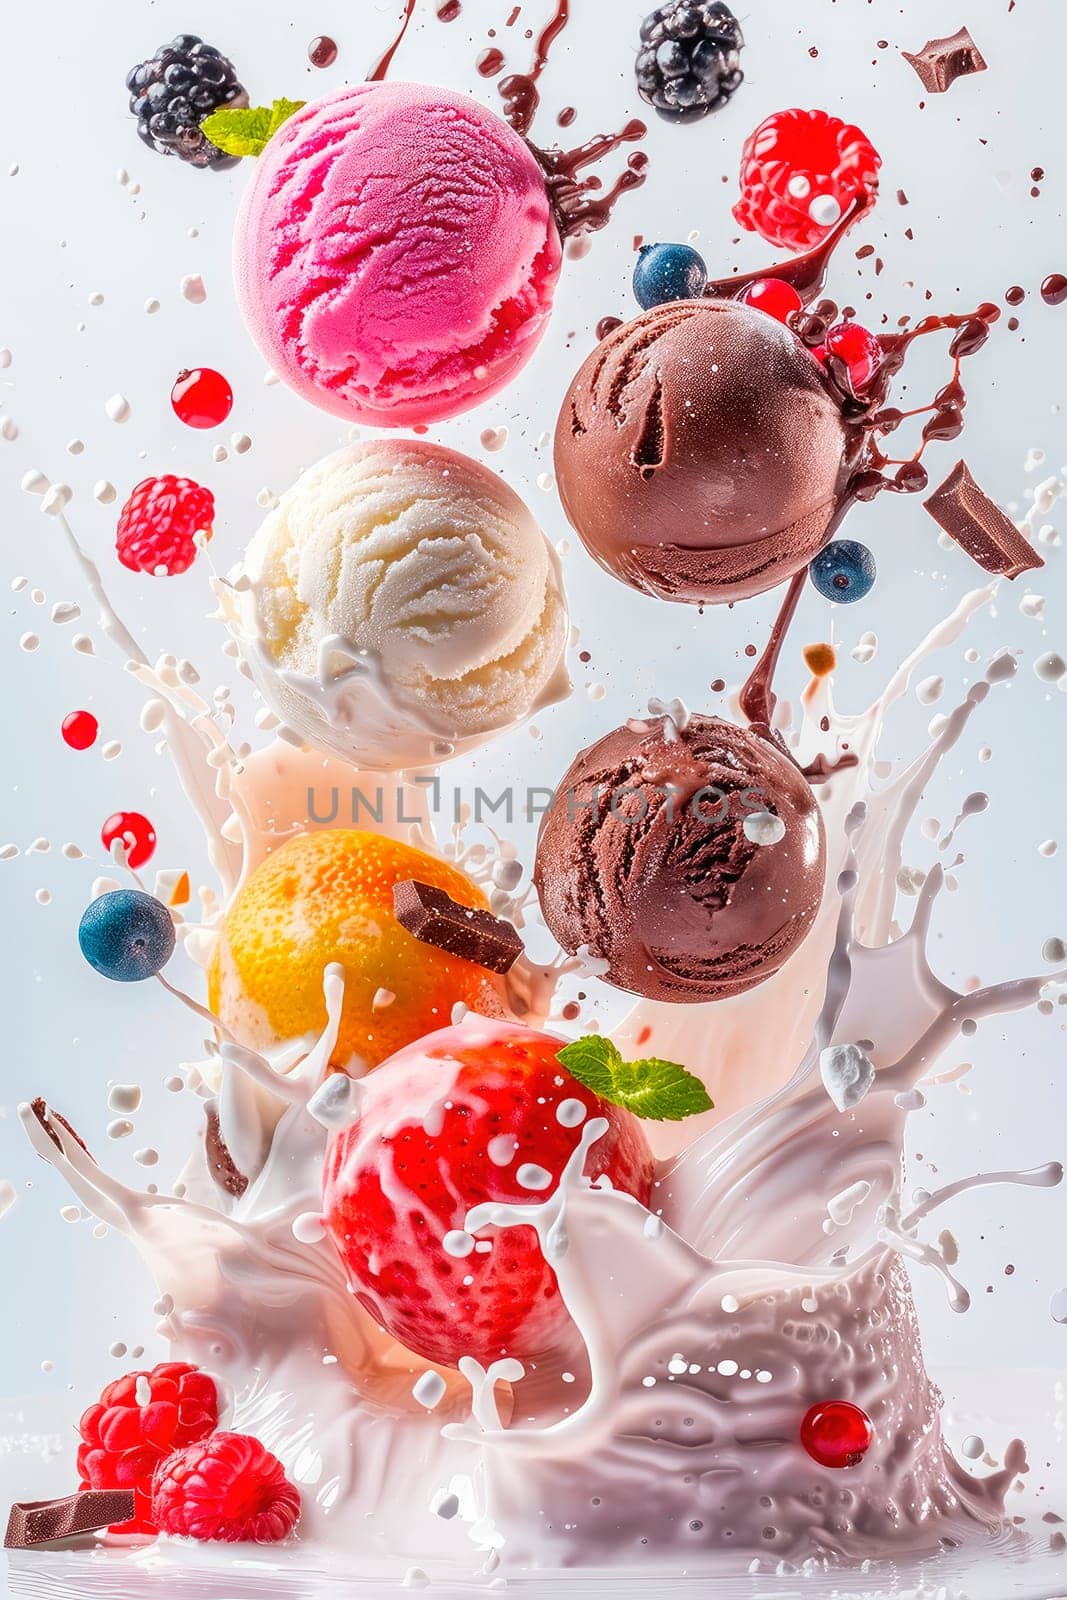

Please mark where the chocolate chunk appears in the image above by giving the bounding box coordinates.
[204,1101,249,1199]
[393,881,524,974]
[29,1098,93,1160]
[924,460,1044,579]
[902,28,987,93]
[5,1490,135,1549]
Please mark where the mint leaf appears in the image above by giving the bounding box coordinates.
[202,98,305,159]
[557,1037,713,1123]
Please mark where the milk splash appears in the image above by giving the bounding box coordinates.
[18,509,1065,1575]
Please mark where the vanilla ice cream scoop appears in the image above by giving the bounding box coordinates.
[220,439,570,770]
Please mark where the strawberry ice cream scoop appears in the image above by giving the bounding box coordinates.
[234,83,562,428]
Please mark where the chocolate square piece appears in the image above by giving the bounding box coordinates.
[924,460,1044,579]
[5,1490,135,1549]
[393,881,524,974]
[902,28,987,93]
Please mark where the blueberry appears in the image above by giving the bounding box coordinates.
[78,889,176,983]
[633,243,708,310]
[809,540,877,603]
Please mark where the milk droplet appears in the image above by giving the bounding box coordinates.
[809,194,841,227]
[180,273,207,304]
[93,480,117,505]
[108,1084,142,1114]
[443,1230,475,1259]
[743,811,786,846]
[41,483,72,517]
[292,1212,327,1245]
[488,1134,516,1167]
[1035,652,1066,683]
[556,1098,587,1128]
[517,1163,552,1192]
[412,1371,447,1410]
[105,394,131,423]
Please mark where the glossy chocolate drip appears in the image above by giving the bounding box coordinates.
[367,0,418,81]
[534,121,648,239]
[499,0,570,136]
[739,570,806,730]
[740,298,1003,731]
[704,192,877,310]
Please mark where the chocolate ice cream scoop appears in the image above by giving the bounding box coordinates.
[533,713,826,1004]
[554,298,859,605]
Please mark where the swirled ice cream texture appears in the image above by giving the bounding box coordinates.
[221,438,570,770]
[234,82,562,426]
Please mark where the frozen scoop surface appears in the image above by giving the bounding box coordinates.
[234,82,562,427]
[554,298,852,604]
[220,438,570,771]
[534,712,826,1003]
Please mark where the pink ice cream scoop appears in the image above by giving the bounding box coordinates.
[234,82,563,428]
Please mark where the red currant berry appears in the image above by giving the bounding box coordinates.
[741,278,803,325]
[801,1400,873,1469]
[825,322,882,394]
[101,811,158,870]
[171,368,233,430]
[62,710,99,751]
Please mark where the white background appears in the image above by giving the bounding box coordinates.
[0,0,1065,1426]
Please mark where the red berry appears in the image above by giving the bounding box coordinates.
[322,1022,655,1369]
[152,1432,300,1544]
[116,475,215,577]
[102,811,157,870]
[62,710,99,751]
[741,277,803,324]
[801,1400,873,1469]
[824,321,882,395]
[734,108,881,251]
[171,367,233,429]
[77,1362,218,1534]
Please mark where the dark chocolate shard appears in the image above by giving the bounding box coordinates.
[393,880,524,974]
[924,460,1044,579]
[204,1101,249,1199]
[5,1490,135,1549]
[902,28,987,93]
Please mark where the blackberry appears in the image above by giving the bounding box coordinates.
[126,35,247,169]
[635,2,744,124]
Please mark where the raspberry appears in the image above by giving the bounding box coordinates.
[152,1432,301,1543]
[77,1362,218,1534]
[734,108,881,251]
[116,475,215,577]
[322,1022,655,1369]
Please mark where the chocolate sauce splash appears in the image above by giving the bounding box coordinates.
[732,195,1011,740]
[739,571,806,730]
[498,0,571,137]
[367,0,418,82]
[704,193,877,310]
[534,122,649,240]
